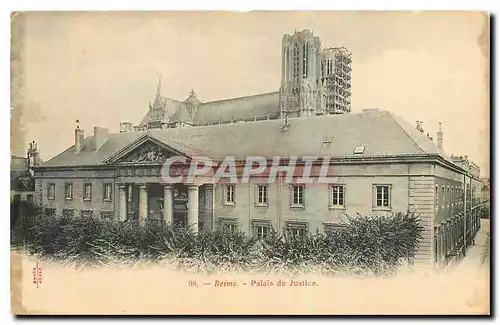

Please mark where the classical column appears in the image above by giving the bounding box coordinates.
[164,185,173,225]
[204,184,214,231]
[139,184,148,224]
[187,184,199,234]
[118,184,127,222]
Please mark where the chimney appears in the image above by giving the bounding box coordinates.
[416,121,424,133]
[437,122,443,151]
[93,127,109,151]
[75,122,84,152]
[27,140,41,172]
[120,122,133,133]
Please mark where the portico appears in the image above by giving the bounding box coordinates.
[97,132,215,231]
[116,181,214,232]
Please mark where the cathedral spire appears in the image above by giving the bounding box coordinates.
[157,74,162,95]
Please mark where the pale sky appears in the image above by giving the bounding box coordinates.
[11,11,489,176]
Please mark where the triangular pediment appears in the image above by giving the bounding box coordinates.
[106,135,190,164]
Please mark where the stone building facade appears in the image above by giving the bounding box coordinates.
[34,109,482,268]
[31,29,483,269]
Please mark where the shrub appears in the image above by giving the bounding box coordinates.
[11,203,424,276]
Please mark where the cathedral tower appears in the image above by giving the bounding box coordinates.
[279,30,322,118]
[279,30,352,117]
[320,47,352,114]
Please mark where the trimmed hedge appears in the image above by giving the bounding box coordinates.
[11,202,424,276]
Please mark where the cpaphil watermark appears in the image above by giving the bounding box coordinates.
[159,156,337,184]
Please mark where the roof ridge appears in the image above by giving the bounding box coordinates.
[160,96,183,104]
[200,91,279,105]
[386,111,428,154]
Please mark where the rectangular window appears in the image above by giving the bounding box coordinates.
[291,185,305,207]
[81,210,93,218]
[447,186,450,207]
[44,208,56,216]
[64,183,73,200]
[223,184,235,205]
[286,222,307,237]
[441,186,445,209]
[255,185,268,206]
[330,185,345,207]
[255,225,269,238]
[26,194,33,203]
[225,224,237,231]
[103,183,112,201]
[219,217,238,231]
[435,185,439,211]
[289,228,305,237]
[101,211,113,219]
[47,183,55,200]
[62,209,74,218]
[252,220,271,238]
[434,226,439,263]
[83,183,92,201]
[374,185,391,208]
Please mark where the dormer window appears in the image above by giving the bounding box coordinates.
[354,146,365,154]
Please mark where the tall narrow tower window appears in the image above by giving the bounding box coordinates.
[293,46,300,79]
[285,49,289,81]
[302,43,308,78]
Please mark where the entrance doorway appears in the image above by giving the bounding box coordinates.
[141,183,192,227]
[172,184,188,226]
[147,183,165,221]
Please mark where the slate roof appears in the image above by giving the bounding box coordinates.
[41,110,451,168]
[195,92,280,124]
[139,92,280,127]
[139,97,189,126]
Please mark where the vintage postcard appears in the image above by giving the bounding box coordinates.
[10,11,490,315]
